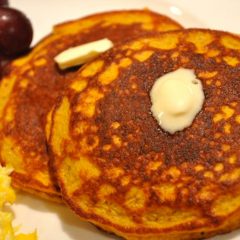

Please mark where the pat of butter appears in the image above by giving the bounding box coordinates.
[150,68,204,134]
[54,38,113,70]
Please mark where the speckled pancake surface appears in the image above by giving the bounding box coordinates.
[50,29,240,239]
[0,10,182,201]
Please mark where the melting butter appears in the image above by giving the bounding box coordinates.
[150,68,204,134]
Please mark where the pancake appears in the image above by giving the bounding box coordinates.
[0,10,182,201]
[50,29,240,239]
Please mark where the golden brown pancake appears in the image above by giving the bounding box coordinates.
[50,29,240,239]
[0,10,182,201]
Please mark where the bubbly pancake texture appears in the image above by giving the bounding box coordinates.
[50,29,240,239]
[0,10,182,201]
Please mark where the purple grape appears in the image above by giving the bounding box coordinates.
[0,7,33,56]
[0,55,9,78]
[0,0,8,6]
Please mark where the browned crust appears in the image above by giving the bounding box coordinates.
[55,9,183,31]
[50,28,240,238]
[12,181,62,203]
[11,171,62,203]
[0,10,182,201]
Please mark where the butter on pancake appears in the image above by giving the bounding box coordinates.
[50,29,240,239]
[0,10,183,200]
[150,68,205,134]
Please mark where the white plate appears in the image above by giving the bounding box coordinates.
[9,0,240,239]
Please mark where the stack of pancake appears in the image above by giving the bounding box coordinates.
[1,9,240,240]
